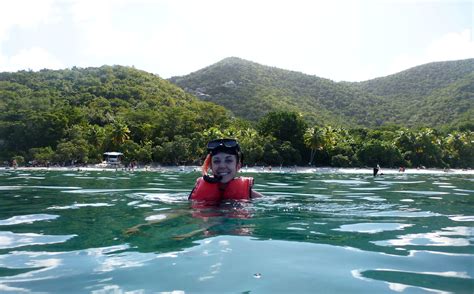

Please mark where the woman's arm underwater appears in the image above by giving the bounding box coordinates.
[123,210,187,236]
[251,189,263,198]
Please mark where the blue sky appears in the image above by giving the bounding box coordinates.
[1,0,472,81]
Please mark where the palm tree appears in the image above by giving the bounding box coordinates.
[203,127,224,142]
[87,124,106,149]
[304,126,335,165]
[111,121,131,147]
[443,131,473,167]
[414,128,443,167]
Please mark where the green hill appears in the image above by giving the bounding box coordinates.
[351,59,474,127]
[0,65,231,162]
[169,57,473,128]
[0,64,471,168]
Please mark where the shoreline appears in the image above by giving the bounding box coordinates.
[1,166,472,175]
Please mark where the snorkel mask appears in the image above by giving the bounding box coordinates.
[203,138,243,183]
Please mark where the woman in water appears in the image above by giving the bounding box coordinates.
[189,138,263,202]
[125,138,260,237]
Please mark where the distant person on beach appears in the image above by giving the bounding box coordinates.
[189,138,263,202]
[373,164,380,177]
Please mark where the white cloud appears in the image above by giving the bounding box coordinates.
[0,0,471,81]
[0,0,60,71]
[1,47,64,72]
[425,29,474,61]
[68,0,149,64]
[68,0,114,57]
[387,29,474,75]
[0,0,57,42]
[143,0,364,79]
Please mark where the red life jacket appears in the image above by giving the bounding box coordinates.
[189,177,253,202]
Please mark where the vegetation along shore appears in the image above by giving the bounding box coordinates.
[1,58,472,169]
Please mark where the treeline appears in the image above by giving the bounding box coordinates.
[3,109,473,169]
[0,66,472,168]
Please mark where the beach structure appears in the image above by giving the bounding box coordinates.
[103,152,123,167]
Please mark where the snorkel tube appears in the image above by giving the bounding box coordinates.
[202,154,223,183]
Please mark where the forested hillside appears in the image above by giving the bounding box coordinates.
[169,57,473,128]
[169,57,380,126]
[0,64,472,168]
[0,66,232,164]
[351,59,474,127]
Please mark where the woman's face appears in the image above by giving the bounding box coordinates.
[210,152,240,183]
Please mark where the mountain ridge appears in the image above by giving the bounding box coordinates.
[169,57,473,128]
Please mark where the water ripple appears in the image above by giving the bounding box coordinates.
[449,216,474,222]
[393,191,450,196]
[0,231,76,249]
[334,223,413,234]
[319,180,370,185]
[0,214,59,225]
[128,192,188,204]
[0,186,22,190]
[373,227,472,247]
[47,203,114,210]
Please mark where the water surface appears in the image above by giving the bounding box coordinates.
[0,170,473,293]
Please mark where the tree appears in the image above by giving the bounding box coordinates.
[356,139,404,167]
[258,111,307,162]
[278,141,301,165]
[55,139,90,165]
[32,111,69,147]
[304,126,336,166]
[120,140,140,164]
[394,129,417,167]
[331,154,351,167]
[202,127,225,142]
[153,136,193,165]
[136,141,153,164]
[258,112,307,145]
[444,131,474,168]
[236,128,264,165]
[413,128,445,167]
[29,147,54,165]
[262,141,282,165]
[85,124,107,161]
[109,120,131,148]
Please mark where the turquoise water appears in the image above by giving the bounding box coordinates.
[0,169,473,293]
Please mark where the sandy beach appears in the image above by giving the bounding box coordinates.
[1,165,472,175]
